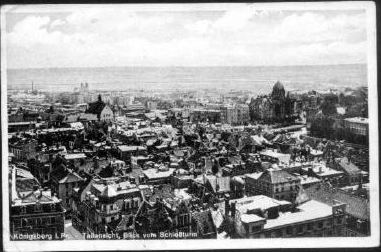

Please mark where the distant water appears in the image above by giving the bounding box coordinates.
[6,64,367,94]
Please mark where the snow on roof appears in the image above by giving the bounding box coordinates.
[143,168,175,180]
[174,188,192,201]
[264,200,332,230]
[310,149,323,156]
[245,172,263,180]
[63,153,86,160]
[298,175,321,185]
[344,117,368,124]
[232,195,291,213]
[69,122,84,130]
[92,180,139,197]
[117,145,147,152]
[58,171,84,183]
[307,163,344,177]
[240,214,266,224]
[16,167,35,179]
[336,107,346,115]
[259,149,291,163]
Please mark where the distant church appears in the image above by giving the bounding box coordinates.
[85,95,114,122]
[249,81,295,122]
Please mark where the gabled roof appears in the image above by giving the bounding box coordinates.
[15,168,35,179]
[85,99,106,116]
[101,184,118,197]
[59,171,84,184]
[304,183,370,220]
[206,176,231,193]
[259,169,299,184]
[339,157,362,175]
[16,178,40,193]
[191,210,217,235]
[20,190,60,204]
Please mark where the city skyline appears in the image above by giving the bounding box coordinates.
[4,4,368,69]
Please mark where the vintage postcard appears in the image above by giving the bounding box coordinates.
[1,2,379,251]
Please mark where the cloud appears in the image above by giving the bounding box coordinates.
[5,7,368,68]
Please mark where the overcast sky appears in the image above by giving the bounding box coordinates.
[4,4,368,69]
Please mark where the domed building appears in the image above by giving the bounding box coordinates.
[249,81,295,122]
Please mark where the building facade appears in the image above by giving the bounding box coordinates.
[249,81,295,122]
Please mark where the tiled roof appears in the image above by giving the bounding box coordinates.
[85,99,106,116]
[16,178,40,192]
[304,183,370,220]
[19,190,60,204]
[206,176,231,193]
[149,184,175,203]
[191,210,216,235]
[59,171,84,184]
[339,157,362,175]
[259,169,299,184]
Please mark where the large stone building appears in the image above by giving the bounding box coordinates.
[228,195,347,238]
[85,95,114,122]
[9,166,65,240]
[220,104,250,125]
[249,81,295,122]
[245,169,301,202]
[190,109,221,124]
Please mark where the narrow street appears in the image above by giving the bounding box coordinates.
[64,219,85,240]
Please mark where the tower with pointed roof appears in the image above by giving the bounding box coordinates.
[271,81,286,120]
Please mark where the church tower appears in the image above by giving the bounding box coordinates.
[271,81,286,120]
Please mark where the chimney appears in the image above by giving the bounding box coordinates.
[135,176,140,186]
[230,202,236,218]
[224,197,230,217]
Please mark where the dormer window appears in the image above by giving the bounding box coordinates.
[35,203,42,212]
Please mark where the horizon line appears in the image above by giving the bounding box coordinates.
[6,62,367,71]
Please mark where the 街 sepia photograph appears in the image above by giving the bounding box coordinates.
[1,2,379,251]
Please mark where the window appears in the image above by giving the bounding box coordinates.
[297,225,303,234]
[286,226,292,235]
[36,218,42,226]
[318,221,323,229]
[14,219,21,227]
[307,223,312,230]
[51,217,56,224]
[20,206,26,214]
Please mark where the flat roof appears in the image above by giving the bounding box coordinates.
[64,153,86,159]
[118,145,147,152]
[264,200,332,230]
[344,117,369,124]
[241,213,266,224]
[143,168,175,179]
